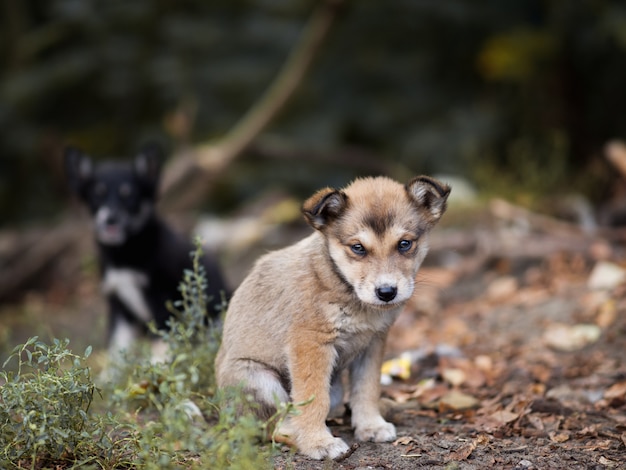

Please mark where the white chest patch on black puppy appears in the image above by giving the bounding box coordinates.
[102,268,151,323]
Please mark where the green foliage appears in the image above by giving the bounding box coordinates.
[0,242,276,469]
[108,239,273,469]
[470,130,569,201]
[0,337,110,468]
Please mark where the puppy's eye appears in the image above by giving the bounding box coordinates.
[398,240,413,252]
[350,243,366,256]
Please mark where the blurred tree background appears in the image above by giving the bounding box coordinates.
[1,0,626,226]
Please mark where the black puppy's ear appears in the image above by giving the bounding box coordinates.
[64,146,93,195]
[302,187,348,230]
[406,175,451,221]
[134,143,162,186]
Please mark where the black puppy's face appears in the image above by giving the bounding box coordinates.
[65,147,161,246]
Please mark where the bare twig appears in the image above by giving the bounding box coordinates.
[161,0,345,211]
[334,443,359,462]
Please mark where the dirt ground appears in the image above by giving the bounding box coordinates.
[2,203,626,469]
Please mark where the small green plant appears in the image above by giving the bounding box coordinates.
[108,239,276,469]
[0,240,281,469]
[0,337,111,468]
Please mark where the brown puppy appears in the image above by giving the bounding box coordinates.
[216,176,450,459]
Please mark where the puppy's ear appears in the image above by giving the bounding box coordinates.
[134,143,162,191]
[302,187,348,230]
[64,146,93,195]
[406,176,451,221]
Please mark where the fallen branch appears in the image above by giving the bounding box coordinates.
[0,222,84,302]
[489,198,588,238]
[427,199,608,278]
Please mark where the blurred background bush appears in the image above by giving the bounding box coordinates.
[1,0,626,225]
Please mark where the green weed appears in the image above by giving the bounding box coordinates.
[0,337,111,468]
[0,240,278,469]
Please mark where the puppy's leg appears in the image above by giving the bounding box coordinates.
[149,338,170,364]
[98,312,140,383]
[219,358,290,421]
[108,315,140,364]
[328,372,345,418]
[278,337,349,460]
[349,335,396,443]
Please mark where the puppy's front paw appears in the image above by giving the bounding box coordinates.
[354,417,396,442]
[299,434,350,460]
[277,420,350,460]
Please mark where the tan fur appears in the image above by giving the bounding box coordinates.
[216,176,450,460]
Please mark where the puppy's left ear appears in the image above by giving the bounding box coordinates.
[406,176,451,221]
[134,143,162,189]
[302,187,348,230]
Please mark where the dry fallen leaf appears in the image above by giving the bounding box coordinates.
[537,414,563,433]
[448,434,490,461]
[578,424,601,437]
[392,436,418,446]
[414,383,450,407]
[604,381,626,404]
[598,456,620,468]
[595,298,617,328]
[439,390,479,411]
[549,431,570,443]
[474,354,493,372]
[448,441,476,461]
[546,384,592,408]
[410,378,446,399]
[473,412,514,433]
[441,367,466,388]
[543,323,601,351]
[486,276,518,302]
[440,356,487,389]
[587,261,626,290]
[489,409,520,425]
[526,414,544,431]
[583,439,612,451]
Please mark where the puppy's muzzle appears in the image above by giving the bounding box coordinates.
[375,285,397,302]
[95,207,127,245]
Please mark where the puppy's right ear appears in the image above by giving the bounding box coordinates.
[64,146,93,195]
[134,143,162,185]
[302,188,348,230]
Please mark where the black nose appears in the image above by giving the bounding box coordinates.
[376,285,397,302]
[104,213,119,225]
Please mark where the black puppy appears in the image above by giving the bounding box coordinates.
[65,145,229,362]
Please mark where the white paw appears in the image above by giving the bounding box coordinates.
[276,420,350,460]
[354,418,396,442]
[299,435,350,460]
